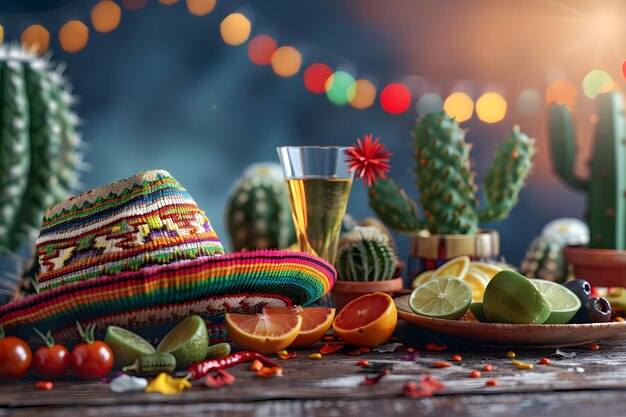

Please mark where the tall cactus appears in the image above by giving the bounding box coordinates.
[548,91,626,249]
[225,162,296,251]
[0,47,84,300]
[368,112,535,235]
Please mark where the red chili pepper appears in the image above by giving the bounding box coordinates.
[188,352,278,380]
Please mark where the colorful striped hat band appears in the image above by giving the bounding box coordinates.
[0,170,336,343]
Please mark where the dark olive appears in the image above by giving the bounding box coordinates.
[563,279,592,303]
[569,297,612,323]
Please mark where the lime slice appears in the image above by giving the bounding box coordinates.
[408,277,472,320]
[463,267,489,302]
[411,270,434,289]
[156,315,209,369]
[530,279,582,324]
[104,326,156,368]
[431,256,470,279]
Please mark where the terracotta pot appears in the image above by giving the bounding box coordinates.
[331,277,403,311]
[563,246,626,287]
[407,230,500,286]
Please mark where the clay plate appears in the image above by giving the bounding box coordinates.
[395,295,626,348]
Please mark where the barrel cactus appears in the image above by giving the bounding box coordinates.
[368,112,535,235]
[225,162,296,251]
[0,47,84,302]
[335,226,397,281]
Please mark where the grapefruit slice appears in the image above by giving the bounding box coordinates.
[332,292,397,347]
[225,311,302,354]
[264,307,336,348]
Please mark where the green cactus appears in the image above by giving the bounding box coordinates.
[368,112,535,235]
[519,237,567,283]
[335,227,397,281]
[548,91,626,249]
[225,162,296,251]
[0,47,83,301]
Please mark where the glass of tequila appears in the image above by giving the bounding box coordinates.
[277,146,354,265]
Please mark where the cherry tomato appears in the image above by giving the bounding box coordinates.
[33,329,70,379]
[0,326,32,379]
[70,323,114,380]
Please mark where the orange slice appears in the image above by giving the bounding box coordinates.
[411,270,435,289]
[431,256,470,279]
[470,261,503,279]
[332,292,397,347]
[264,307,336,348]
[225,311,302,354]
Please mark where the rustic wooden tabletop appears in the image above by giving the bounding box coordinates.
[2,321,626,417]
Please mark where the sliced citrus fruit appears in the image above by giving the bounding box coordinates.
[463,267,490,302]
[411,270,434,289]
[264,307,335,348]
[530,279,582,324]
[105,325,155,367]
[225,311,302,354]
[156,315,209,369]
[409,277,472,320]
[431,256,470,279]
[470,261,503,279]
[332,292,397,347]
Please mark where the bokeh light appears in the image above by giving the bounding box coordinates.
[349,79,377,109]
[122,0,148,10]
[443,92,474,122]
[220,13,251,46]
[325,71,356,106]
[91,1,122,33]
[247,35,277,66]
[270,46,302,77]
[545,80,576,106]
[516,89,542,116]
[476,92,507,123]
[186,0,216,16]
[59,20,89,53]
[622,61,626,82]
[416,93,443,114]
[303,63,333,94]
[582,70,614,99]
[158,0,179,5]
[21,24,50,55]
[0,25,3,44]
[380,83,411,114]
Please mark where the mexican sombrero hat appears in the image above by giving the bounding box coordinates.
[0,170,336,344]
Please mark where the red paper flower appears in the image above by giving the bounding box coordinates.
[344,134,392,187]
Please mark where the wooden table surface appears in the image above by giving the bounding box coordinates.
[2,321,626,417]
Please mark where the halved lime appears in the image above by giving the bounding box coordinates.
[469,302,488,322]
[530,279,582,324]
[156,315,209,369]
[104,326,155,368]
[408,277,472,320]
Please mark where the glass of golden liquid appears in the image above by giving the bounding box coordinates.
[277,146,354,265]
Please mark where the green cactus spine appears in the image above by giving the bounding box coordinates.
[0,47,84,300]
[368,112,535,235]
[548,91,626,249]
[225,163,296,251]
[335,227,397,281]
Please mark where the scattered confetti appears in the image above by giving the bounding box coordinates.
[205,370,236,388]
[360,348,371,353]
[402,375,445,399]
[362,368,391,385]
[277,350,288,356]
[101,372,125,384]
[485,379,499,387]
[470,370,481,378]
[35,381,53,391]
[406,348,415,353]
[320,343,344,354]
[574,367,585,373]
[356,360,369,366]
[278,351,297,360]
[249,359,263,372]
[434,361,452,368]
[553,348,576,359]
[145,373,192,395]
[256,366,284,378]
[615,317,624,322]
[323,335,335,342]
[309,353,323,359]
[482,364,493,372]
[588,343,600,351]
[426,343,447,351]
[110,374,148,393]
[452,355,462,362]
[403,351,420,361]
[373,343,403,353]
[512,360,533,369]
[506,351,516,359]
[539,358,551,365]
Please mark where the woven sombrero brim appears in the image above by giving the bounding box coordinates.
[0,250,336,344]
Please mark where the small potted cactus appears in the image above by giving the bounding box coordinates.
[368,112,535,283]
[332,226,402,310]
[548,91,626,287]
